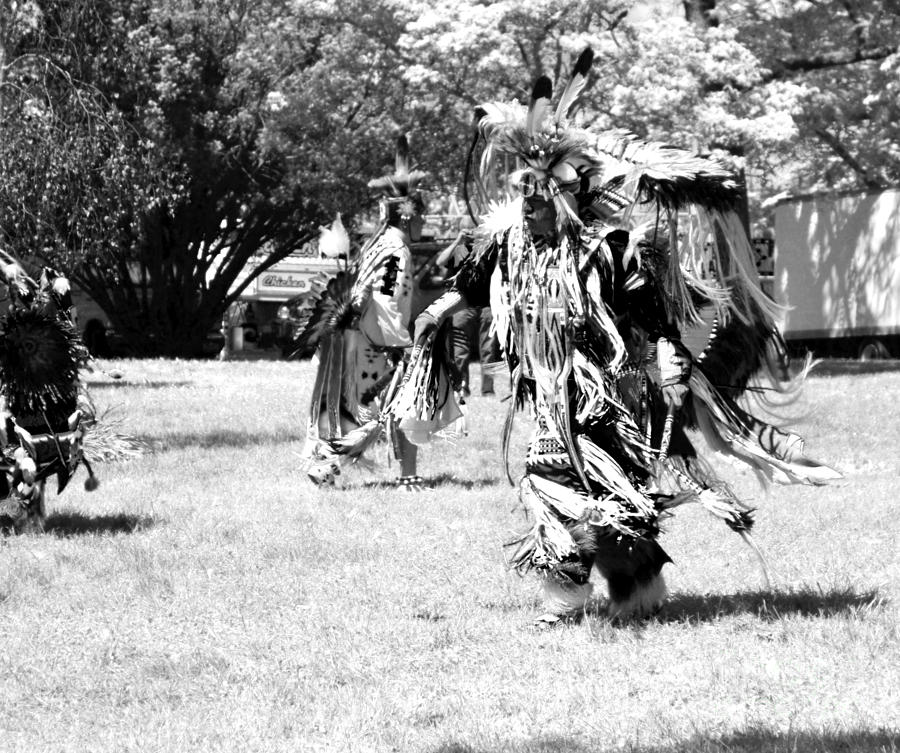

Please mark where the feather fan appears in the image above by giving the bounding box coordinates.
[284,269,356,360]
[0,307,82,428]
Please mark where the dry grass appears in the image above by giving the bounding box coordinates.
[0,357,898,753]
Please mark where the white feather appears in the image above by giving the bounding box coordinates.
[318,213,350,259]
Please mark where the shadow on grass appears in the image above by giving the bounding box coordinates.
[429,472,505,489]
[44,511,157,537]
[140,430,298,452]
[811,359,900,377]
[86,379,194,389]
[431,728,899,752]
[518,586,885,629]
[352,472,503,490]
[659,585,883,623]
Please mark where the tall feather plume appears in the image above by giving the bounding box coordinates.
[395,134,410,178]
[525,76,553,141]
[554,47,594,128]
[463,111,487,223]
[367,133,429,197]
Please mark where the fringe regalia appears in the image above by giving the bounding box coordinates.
[390,49,840,619]
[0,259,99,532]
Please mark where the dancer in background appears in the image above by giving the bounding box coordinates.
[0,253,98,532]
[296,136,461,490]
[441,233,503,397]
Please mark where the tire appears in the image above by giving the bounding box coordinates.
[858,338,890,361]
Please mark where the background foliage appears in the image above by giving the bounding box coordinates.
[1,0,897,354]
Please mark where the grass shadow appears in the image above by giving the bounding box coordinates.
[811,359,900,376]
[428,472,505,489]
[140,430,299,452]
[350,472,503,490]
[659,585,884,623]
[86,379,195,389]
[430,728,899,752]
[44,511,157,537]
[479,586,885,628]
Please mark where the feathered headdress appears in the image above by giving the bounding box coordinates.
[466,48,599,236]
[367,134,429,224]
[367,134,429,197]
[467,48,781,328]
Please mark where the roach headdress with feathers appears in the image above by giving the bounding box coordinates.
[467,48,600,238]
[467,47,779,330]
[368,134,429,227]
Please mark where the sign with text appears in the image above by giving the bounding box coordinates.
[250,259,341,301]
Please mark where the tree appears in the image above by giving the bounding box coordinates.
[392,0,900,215]
[726,0,900,192]
[392,0,634,192]
[610,0,900,204]
[0,0,413,356]
[3,0,897,355]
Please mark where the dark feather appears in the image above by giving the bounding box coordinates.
[695,304,790,400]
[526,76,553,140]
[395,134,410,177]
[554,47,594,125]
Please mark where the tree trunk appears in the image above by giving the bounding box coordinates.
[682,0,718,28]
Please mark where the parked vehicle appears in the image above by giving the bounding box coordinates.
[773,188,900,359]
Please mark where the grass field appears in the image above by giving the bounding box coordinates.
[1,357,898,753]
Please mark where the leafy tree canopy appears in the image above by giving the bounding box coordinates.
[0,0,897,354]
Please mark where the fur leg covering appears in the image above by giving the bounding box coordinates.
[537,578,594,623]
[592,537,672,619]
[606,572,667,619]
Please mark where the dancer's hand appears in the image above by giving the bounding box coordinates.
[658,337,692,410]
[662,382,689,410]
[413,311,439,343]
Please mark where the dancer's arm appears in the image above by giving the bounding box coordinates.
[412,290,469,343]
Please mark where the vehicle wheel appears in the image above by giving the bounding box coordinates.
[858,338,890,360]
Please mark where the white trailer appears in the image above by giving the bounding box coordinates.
[773,187,900,358]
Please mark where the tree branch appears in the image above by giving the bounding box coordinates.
[761,44,899,84]
[813,127,885,189]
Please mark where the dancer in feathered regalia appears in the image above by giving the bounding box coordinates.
[299,136,462,489]
[394,49,839,622]
[0,253,99,533]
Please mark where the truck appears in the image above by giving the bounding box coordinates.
[773,187,900,359]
